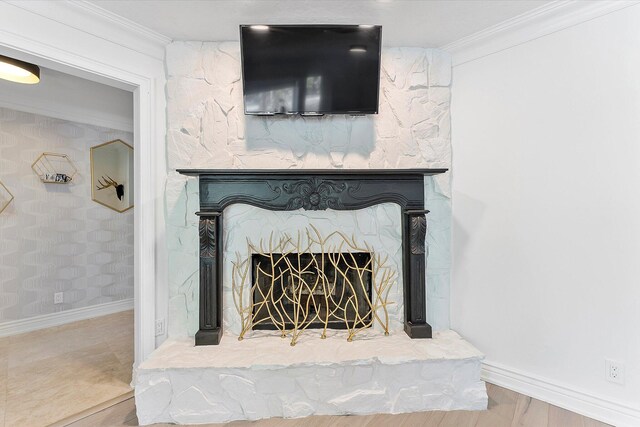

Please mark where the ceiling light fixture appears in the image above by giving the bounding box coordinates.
[0,55,40,84]
[349,45,367,53]
[250,25,270,31]
[358,25,375,28]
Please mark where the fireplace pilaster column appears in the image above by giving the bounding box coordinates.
[196,211,223,345]
[403,209,432,338]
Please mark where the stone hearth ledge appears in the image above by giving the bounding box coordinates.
[134,330,487,425]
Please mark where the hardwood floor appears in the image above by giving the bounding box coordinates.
[0,310,133,427]
[62,383,612,427]
[0,313,612,427]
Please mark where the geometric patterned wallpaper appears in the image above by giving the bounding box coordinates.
[0,107,133,323]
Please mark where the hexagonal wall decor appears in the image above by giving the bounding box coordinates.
[31,152,78,183]
[90,139,134,213]
[0,179,14,214]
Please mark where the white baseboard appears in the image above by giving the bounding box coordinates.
[482,361,640,427]
[0,298,134,338]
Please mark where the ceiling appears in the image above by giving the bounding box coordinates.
[88,0,552,47]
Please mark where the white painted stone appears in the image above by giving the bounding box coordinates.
[135,330,487,425]
[135,376,173,423]
[343,365,374,386]
[203,42,241,87]
[255,375,297,394]
[166,41,204,79]
[427,49,453,87]
[164,41,454,337]
[166,77,210,115]
[166,128,198,170]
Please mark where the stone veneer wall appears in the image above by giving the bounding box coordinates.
[165,42,452,337]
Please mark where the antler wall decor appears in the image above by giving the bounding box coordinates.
[96,176,125,201]
[90,139,133,213]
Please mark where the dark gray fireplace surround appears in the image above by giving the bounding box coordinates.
[177,168,448,345]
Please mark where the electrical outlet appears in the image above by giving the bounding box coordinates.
[605,359,625,384]
[54,292,64,304]
[155,318,165,336]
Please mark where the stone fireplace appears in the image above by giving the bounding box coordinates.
[177,168,446,344]
[134,43,486,425]
[164,43,454,339]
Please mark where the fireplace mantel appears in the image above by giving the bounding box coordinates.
[177,168,448,345]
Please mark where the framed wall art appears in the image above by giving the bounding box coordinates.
[90,139,134,213]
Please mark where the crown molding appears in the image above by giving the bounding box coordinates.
[5,0,171,62]
[442,0,640,67]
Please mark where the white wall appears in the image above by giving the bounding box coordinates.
[0,107,134,323]
[451,5,640,425]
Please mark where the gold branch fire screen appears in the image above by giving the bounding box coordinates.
[232,226,396,346]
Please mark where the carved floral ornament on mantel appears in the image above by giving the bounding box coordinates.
[282,177,351,210]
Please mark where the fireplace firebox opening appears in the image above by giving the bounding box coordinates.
[231,228,396,345]
[252,252,373,332]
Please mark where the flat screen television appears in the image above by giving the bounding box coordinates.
[240,25,381,116]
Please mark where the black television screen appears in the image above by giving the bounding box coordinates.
[240,25,381,115]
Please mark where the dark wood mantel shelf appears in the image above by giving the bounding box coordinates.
[177,168,448,176]
[177,168,448,346]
